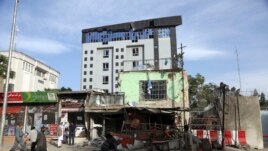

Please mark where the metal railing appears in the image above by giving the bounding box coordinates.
[86,93,124,106]
[123,58,182,71]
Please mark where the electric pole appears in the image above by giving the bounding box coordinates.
[0,0,20,147]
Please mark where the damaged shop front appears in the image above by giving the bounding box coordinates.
[58,91,87,137]
[85,91,183,142]
[0,91,58,136]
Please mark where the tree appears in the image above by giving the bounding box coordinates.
[260,92,266,106]
[0,54,15,79]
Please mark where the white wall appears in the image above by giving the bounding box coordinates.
[81,37,172,92]
[0,51,59,92]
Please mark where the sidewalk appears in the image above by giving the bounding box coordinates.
[1,136,99,151]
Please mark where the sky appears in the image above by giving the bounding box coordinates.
[0,0,268,96]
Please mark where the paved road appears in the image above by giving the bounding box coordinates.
[1,136,99,151]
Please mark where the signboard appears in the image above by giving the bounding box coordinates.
[0,92,23,103]
[0,92,57,103]
[22,92,57,103]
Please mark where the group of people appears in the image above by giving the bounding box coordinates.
[10,122,76,151]
[56,122,76,148]
[10,123,47,151]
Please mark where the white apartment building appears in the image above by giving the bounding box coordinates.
[0,51,60,92]
[81,16,182,92]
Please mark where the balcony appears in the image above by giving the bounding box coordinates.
[122,58,182,71]
[86,92,124,107]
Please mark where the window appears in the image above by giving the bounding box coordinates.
[83,85,86,89]
[36,69,44,77]
[116,48,119,52]
[84,64,87,68]
[83,71,87,75]
[49,74,56,82]
[90,57,93,61]
[38,80,44,84]
[121,48,124,52]
[115,77,118,81]
[132,48,139,56]
[140,80,166,100]
[116,55,119,59]
[84,57,87,61]
[89,85,92,89]
[90,71,93,75]
[103,76,109,84]
[89,78,92,82]
[121,62,124,66]
[121,55,124,59]
[115,69,118,73]
[132,61,139,68]
[115,84,118,88]
[103,50,109,58]
[103,63,109,71]
[85,50,88,54]
[115,62,119,66]
[90,50,94,54]
[83,78,86,82]
[90,64,93,68]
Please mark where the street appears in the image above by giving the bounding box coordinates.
[1,136,100,151]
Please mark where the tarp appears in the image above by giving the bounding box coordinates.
[0,92,57,103]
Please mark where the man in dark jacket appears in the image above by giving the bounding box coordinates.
[36,126,47,151]
[68,122,76,145]
[101,133,118,151]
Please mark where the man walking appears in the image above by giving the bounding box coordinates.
[27,126,38,151]
[57,123,64,148]
[10,123,24,151]
[68,122,76,145]
[36,126,47,151]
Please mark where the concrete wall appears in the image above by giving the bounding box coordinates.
[119,71,189,109]
[261,110,268,147]
[225,96,263,149]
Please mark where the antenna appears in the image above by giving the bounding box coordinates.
[236,49,242,91]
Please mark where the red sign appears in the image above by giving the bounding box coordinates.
[50,124,57,136]
[0,92,23,103]
[0,106,24,114]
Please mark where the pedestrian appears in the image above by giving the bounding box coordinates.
[101,133,118,151]
[63,127,69,144]
[10,123,24,151]
[36,126,47,151]
[57,123,64,148]
[68,122,76,145]
[27,126,38,151]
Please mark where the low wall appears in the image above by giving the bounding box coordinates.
[225,96,263,149]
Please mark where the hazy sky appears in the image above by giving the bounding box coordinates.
[0,0,268,96]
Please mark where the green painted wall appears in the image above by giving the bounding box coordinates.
[119,71,185,104]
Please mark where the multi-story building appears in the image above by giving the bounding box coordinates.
[81,16,182,92]
[0,51,60,91]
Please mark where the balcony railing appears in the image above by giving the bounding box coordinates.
[123,58,182,71]
[86,93,124,106]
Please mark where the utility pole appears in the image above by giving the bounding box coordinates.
[220,82,226,150]
[0,0,19,147]
[177,43,186,125]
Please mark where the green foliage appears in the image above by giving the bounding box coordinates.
[0,54,15,79]
[188,73,219,108]
[260,92,266,106]
[44,87,72,92]
[60,87,72,92]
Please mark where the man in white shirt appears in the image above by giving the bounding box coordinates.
[57,123,64,148]
[27,126,38,151]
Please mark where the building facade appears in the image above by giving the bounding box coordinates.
[0,51,60,92]
[81,16,182,92]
